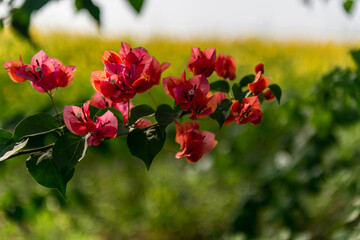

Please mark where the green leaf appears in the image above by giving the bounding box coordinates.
[10,8,31,39]
[343,0,354,14]
[210,99,233,128]
[117,124,130,136]
[0,129,13,150]
[26,149,74,198]
[239,74,255,88]
[268,84,282,104]
[127,125,165,170]
[210,80,230,93]
[95,107,124,124]
[22,0,50,12]
[0,138,28,161]
[127,0,145,13]
[232,83,248,101]
[155,104,183,129]
[129,104,155,125]
[13,113,60,141]
[52,134,87,172]
[75,0,100,26]
[350,49,360,67]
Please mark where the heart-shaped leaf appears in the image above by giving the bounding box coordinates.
[127,125,165,170]
[155,104,182,129]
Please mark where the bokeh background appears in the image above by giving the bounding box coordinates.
[1,0,360,239]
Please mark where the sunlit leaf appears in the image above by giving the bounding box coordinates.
[0,138,28,161]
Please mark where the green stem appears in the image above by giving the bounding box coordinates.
[47,92,64,134]
[148,90,157,108]
[163,146,177,154]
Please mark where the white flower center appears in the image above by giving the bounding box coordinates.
[25,67,31,72]
[75,112,82,118]
[109,78,116,84]
[34,66,41,72]
[188,89,195,95]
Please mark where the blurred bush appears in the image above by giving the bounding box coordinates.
[0,31,360,239]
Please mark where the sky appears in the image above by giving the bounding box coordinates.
[18,0,360,41]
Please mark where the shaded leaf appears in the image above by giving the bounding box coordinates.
[129,104,155,125]
[13,113,60,141]
[155,104,182,129]
[239,74,255,88]
[210,80,230,93]
[52,134,87,172]
[0,129,13,150]
[127,0,145,13]
[350,49,360,67]
[75,0,100,26]
[343,0,354,14]
[0,138,28,161]
[127,125,165,170]
[210,99,233,128]
[10,8,31,39]
[268,84,282,104]
[232,83,248,101]
[26,149,74,198]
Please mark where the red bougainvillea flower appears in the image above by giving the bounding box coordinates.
[215,53,236,80]
[264,89,276,102]
[231,96,263,125]
[163,71,210,109]
[64,100,118,146]
[254,63,264,74]
[131,58,170,93]
[90,67,136,104]
[87,111,118,146]
[189,91,217,120]
[4,50,76,93]
[248,71,269,95]
[175,121,217,163]
[90,92,133,124]
[63,101,96,136]
[3,56,26,83]
[94,42,169,97]
[187,47,216,77]
[101,51,122,65]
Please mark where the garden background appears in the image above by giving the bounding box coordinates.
[1,0,360,239]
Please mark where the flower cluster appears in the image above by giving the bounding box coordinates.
[3,50,76,93]
[2,44,280,167]
[2,44,281,197]
[91,42,170,104]
[63,101,118,146]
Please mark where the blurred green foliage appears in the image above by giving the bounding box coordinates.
[1,30,360,239]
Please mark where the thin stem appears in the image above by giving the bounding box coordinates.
[47,92,64,135]
[148,90,157,108]
[127,100,130,125]
[7,144,54,160]
[163,146,177,154]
